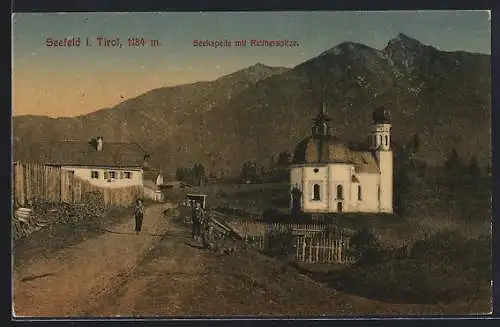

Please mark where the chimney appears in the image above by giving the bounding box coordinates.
[96,136,103,151]
[143,154,150,167]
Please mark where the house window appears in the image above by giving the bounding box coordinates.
[91,171,99,179]
[104,171,109,179]
[312,184,321,201]
[119,171,124,179]
[124,171,132,179]
[358,185,362,201]
[108,171,117,179]
[337,185,343,200]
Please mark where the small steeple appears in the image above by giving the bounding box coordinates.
[312,99,331,137]
[372,106,391,124]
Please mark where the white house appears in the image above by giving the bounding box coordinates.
[143,167,165,202]
[14,136,163,201]
[289,105,393,214]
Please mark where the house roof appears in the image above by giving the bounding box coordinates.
[161,180,193,188]
[13,140,148,168]
[143,166,160,181]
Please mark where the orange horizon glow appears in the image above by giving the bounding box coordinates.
[12,67,240,118]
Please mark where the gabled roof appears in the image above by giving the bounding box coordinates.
[143,166,160,181]
[13,140,148,168]
[161,181,193,188]
[350,151,380,174]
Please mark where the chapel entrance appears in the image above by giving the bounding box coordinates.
[291,187,302,216]
[337,201,343,213]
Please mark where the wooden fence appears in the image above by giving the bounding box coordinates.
[232,220,356,264]
[228,219,355,239]
[13,162,143,207]
[294,235,354,264]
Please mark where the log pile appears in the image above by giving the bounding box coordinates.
[12,191,106,241]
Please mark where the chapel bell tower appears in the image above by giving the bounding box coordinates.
[370,106,393,214]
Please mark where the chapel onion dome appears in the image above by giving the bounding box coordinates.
[372,106,391,124]
[292,135,351,164]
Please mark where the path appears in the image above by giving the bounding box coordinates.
[12,203,175,317]
[87,216,357,317]
[13,203,474,317]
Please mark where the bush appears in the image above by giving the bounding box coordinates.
[264,231,295,259]
[262,208,291,223]
[331,231,491,304]
[349,227,380,261]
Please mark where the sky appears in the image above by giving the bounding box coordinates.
[12,10,491,117]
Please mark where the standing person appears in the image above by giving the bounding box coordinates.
[200,209,213,249]
[191,202,204,241]
[134,199,145,235]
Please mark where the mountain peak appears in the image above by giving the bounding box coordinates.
[386,33,425,50]
[217,62,290,84]
[320,41,374,57]
[241,62,285,73]
[383,33,430,73]
[252,62,268,68]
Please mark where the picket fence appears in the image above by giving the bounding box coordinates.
[294,235,354,264]
[237,221,355,264]
[13,162,143,207]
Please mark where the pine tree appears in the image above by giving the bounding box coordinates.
[467,155,481,178]
[175,168,185,181]
[444,148,462,191]
[411,133,420,155]
[445,148,461,172]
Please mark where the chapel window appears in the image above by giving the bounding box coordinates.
[337,184,344,200]
[313,184,321,201]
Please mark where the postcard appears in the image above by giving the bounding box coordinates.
[11,10,492,318]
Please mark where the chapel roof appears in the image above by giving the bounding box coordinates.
[291,135,380,174]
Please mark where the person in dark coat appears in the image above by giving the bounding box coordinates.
[134,199,145,234]
[191,202,204,241]
[200,209,213,249]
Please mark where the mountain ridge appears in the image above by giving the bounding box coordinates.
[13,33,491,177]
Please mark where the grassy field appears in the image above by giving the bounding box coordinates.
[178,174,492,312]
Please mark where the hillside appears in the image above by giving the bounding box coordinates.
[13,33,491,177]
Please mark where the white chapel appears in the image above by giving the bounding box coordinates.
[289,104,394,214]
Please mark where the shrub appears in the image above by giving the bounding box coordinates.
[349,227,380,260]
[331,231,491,304]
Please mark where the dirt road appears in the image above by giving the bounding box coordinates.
[13,203,355,317]
[12,203,173,317]
[87,217,356,317]
[13,203,477,317]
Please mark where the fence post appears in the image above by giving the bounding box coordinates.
[316,238,320,264]
[328,237,332,263]
[335,240,339,263]
[17,163,25,207]
[25,163,30,205]
[340,237,344,263]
